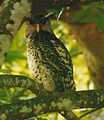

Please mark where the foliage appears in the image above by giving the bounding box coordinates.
[48,7,65,20]
[73,2,104,31]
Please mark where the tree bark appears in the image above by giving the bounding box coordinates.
[0,89,104,119]
[0,75,46,95]
[60,8,104,88]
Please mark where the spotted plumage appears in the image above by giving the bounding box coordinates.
[24,15,75,92]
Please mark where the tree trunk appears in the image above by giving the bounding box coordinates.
[61,9,104,88]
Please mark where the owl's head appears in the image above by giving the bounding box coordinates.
[21,13,53,38]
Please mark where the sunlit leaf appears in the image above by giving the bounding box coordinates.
[72,2,104,31]
[5,51,27,63]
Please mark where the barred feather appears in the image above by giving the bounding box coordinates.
[26,29,75,92]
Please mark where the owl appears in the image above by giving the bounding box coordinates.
[22,14,75,92]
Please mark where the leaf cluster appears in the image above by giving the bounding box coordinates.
[73,2,104,31]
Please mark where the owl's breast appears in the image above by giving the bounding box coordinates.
[26,31,75,92]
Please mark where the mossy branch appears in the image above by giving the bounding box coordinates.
[0,75,47,95]
[0,89,104,119]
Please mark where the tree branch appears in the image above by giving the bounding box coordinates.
[0,75,47,95]
[31,0,104,10]
[0,89,104,119]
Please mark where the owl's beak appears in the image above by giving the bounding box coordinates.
[36,24,40,33]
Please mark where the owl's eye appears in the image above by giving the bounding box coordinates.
[29,18,35,25]
[23,12,53,26]
[41,19,46,24]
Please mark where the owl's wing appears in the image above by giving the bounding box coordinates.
[50,33,75,90]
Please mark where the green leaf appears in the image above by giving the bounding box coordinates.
[70,45,82,57]
[72,5,93,23]
[0,69,11,74]
[72,2,104,31]
[5,51,27,63]
[49,7,64,20]
[95,15,104,31]
[0,89,11,104]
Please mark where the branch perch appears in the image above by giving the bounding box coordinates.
[0,75,47,95]
[0,89,104,119]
